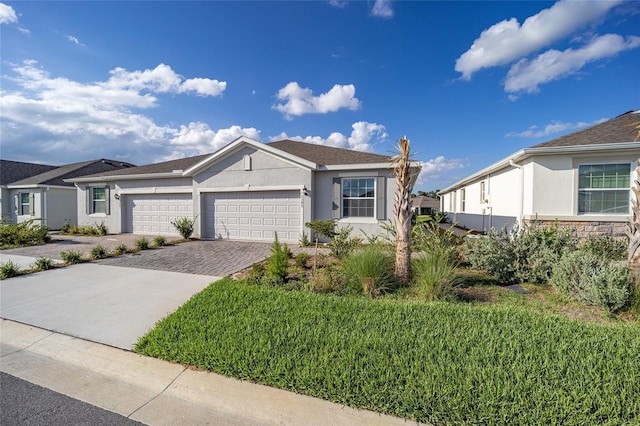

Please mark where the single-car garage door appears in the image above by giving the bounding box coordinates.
[202,191,301,242]
[125,193,193,235]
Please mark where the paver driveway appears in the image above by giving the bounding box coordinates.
[97,240,273,276]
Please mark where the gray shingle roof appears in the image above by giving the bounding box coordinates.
[77,154,211,179]
[531,110,640,148]
[8,159,135,187]
[0,160,57,185]
[268,140,391,165]
[411,195,440,209]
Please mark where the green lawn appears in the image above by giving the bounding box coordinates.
[136,278,640,425]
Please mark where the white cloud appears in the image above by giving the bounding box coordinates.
[0,60,235,165]
[416,156,465,186]
[328,0,348,8]
[66,35,85,46]
[454,0,622,79]
[505,34,640,95]
[18,27,29,34]
[273,82,361,119]
[506,118,608,138]
[371,0,393,18]
[269,121,387,152]
[0,3,17,24]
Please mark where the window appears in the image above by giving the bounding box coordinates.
[88,186,109,214]
[480,181,486,202]
[450,192,456,212]
[460,189,466,212]
[342,178,375,217]
[20,192,32,215]
[578,163,630,214]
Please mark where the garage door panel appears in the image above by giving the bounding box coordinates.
[203,190,300,242]
[126,194,192,236]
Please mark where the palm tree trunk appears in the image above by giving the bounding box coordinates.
[392,137,416,285]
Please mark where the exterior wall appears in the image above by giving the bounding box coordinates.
[313,168,395,240]
[193,146,312,239]
[11,189,43,225]
[0,188,10,221]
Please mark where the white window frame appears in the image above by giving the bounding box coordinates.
[88,186,110,215]
[341,177,376,218]
[480,181,487,203]
[19,192,32,215]
[577,163,631,215]
[460,188,466,212]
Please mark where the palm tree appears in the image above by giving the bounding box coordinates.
[628,162,640,263]
[391,136,418,285]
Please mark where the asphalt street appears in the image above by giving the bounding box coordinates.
[1,372,144,426]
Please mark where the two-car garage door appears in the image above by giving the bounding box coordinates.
[125,191,301,242]
[202,191,301,242]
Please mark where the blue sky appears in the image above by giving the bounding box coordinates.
[1,1,638,192]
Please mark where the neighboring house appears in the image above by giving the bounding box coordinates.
[68,137,420,242]
[411,195,440,216]
[1,159,135,229]
[439,110,640,238]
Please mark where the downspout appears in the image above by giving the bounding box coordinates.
[42,188,48,228]
[509,160,524,228]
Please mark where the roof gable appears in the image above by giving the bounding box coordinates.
[8,159,135,187]
[268,140,391,165]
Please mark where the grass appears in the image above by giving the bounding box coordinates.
[136,278,640,425]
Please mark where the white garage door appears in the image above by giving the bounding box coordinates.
[203,191,301,242]
[125,194,193,236]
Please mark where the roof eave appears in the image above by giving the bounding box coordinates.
[66,171,183,183]
[6,184,74,190]
[320,160,420,171]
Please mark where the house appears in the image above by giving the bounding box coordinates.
[68,137,419,242]
[1,159,135,229]
[411,195,440,216]
[439,110,640,239]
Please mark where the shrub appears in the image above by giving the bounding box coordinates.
[413,246,459,301]
[266,233,288,283]
[60,250,83,265]
[294,252,310,268]
[328,225,362,260]
[467,223,576,284]
[305,219,337,243]
[136,237,150,250]
[32,257,54,271]
[0,219,50,248]
[580,236,627,261]
[306,265,346,294]
[341,245,395,297]
[0,261,20,279]
[114,244,128,255]
[171,217,195,240]
[153,236,166,247]
[299,233,312,247]
[96,221,108,236]
[90,245,108,259]
[549,251,630,312]
[628,273,640,317]
[59,222,107,236]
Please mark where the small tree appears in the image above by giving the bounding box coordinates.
[305,219,337,269]
[171,216,196,240]
[391,136,419,285]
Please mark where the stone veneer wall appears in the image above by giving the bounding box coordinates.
[523,219,628,240]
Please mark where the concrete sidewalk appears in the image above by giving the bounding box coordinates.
[1,320,419,426]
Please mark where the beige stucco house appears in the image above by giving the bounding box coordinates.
[68,137,418,242]
[439,110,640,238]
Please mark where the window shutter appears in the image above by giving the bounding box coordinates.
[376,176,386,220]
[86,187,91,215]
[29,193,35,215]
[105,186,111,215]
[332,178,341,219]
[14,194,19,215]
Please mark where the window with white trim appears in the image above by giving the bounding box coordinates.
[480,181,486,203]
[88,186,110,215]
[460,189,466,212]
[342,178,375,217]
[578,163,630,214]
[20,192,31,215]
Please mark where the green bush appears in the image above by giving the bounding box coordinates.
[0,260,20,279]
[136,237,150,250]
[306,265,346,294]
[32,257,54,271]
[90,245,108,259]
[305,219,337,242]
[341,245,395,297]
[114,244,128,255]
[550,251,630,312]
[0,219,50,248]
[413,246,459,301]
[59,221,107,236]
[328,225,362,259]
[60,250,83,265]
[170,217,195,240]
[294,252,310,268]
[153,236,166,247]
[266,233,288,284]
[580,236,627,261]
[299,232,312,247]
[467,223,576,284]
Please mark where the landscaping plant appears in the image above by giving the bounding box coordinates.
[265,232,289,284]
[60,250,83,264]
[0,219,50,248]
[341,245,395,297]
[90,245,108,259]
[550,250,630,312]
[328,225,362,260]
[114,244,128,255]
[0,260,20,279]
[32,257,54,271]
[135,237,150,250]
[153,236,167,247]
[412,245,459,301]
[170,217,195,240]
[580,236,627,261]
